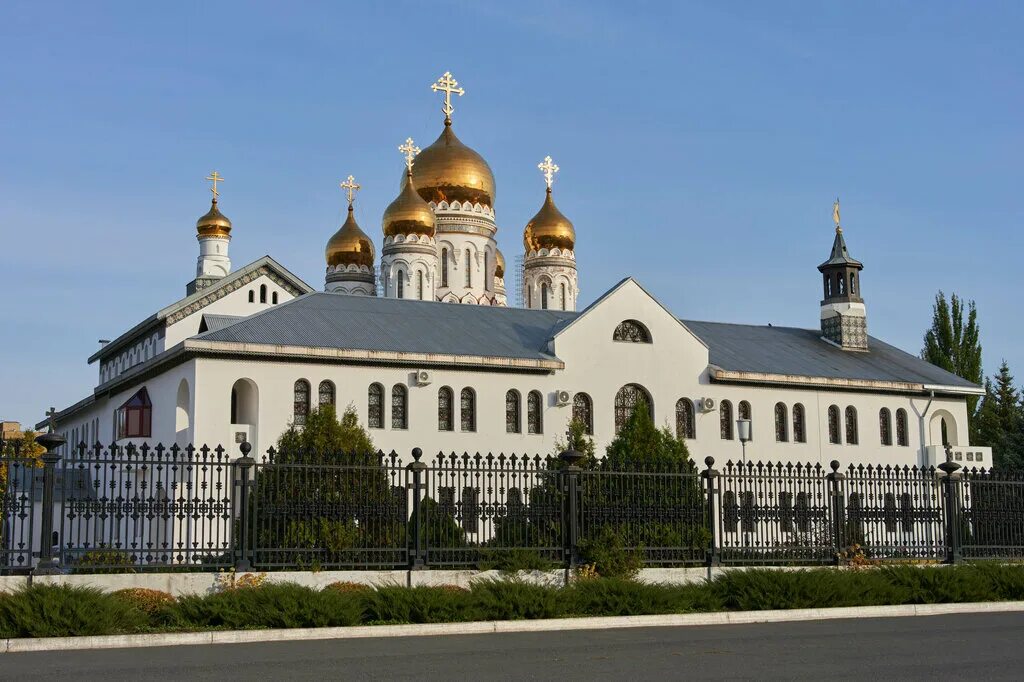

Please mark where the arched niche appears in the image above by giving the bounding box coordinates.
[175,379,191,446]
[929,409,959,447]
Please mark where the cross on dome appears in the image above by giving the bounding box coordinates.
[398,137,420,172]
[538,156,559,189]
[431,71,464,122]
[205,171,225,200]
[340,175,361,205]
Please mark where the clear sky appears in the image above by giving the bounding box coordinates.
[1,1,1021,426]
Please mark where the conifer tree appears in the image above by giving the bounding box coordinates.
[973,362,1024,470]
[922,291,983,414]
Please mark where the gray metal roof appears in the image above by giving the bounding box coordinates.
[682,320,977,389]
[198,292,579,361]
[199,314,244,333]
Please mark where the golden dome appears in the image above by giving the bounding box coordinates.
[383,171,436,237]
[408,122,496,207]
[494,249,505,278]
[196,200,232,238]
[326,204,375,268]
[523,188,575,252]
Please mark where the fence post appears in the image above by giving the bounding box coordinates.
[234,441,256,571]
[33,424,65,576]
[938,452,963,565]
[407,448,427,569]
[701,456,719,567]
[826,460,846,564]
[559,446,584,570]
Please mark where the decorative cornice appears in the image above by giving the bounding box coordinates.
[167,266,303,325]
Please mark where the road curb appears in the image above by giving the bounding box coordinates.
[5,601,1024,653]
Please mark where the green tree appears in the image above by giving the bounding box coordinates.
[973,362,1024,470]
[922,291,983,415]
[604,402,692,471]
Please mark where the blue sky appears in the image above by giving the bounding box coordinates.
[1,1,1021,426]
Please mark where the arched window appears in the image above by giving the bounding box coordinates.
[838,276,845,295]
[293,379,310,426]
[850,273,856,295]
[792,404,806,443]
[541,282,549,310]
[720,400,734,440]
[612,320,652,343]
[465,249,472,287]
[527,286,532,308]
[879,408,893,446]
[614,383,652,434]
[527,390,543,434]
[676,398,695,439]
[845,406,859,445]
[828,405,841,444]
[573,392,594,435]
[505,390,521,434]
[397,272,404,299]
[368,383,384,429]
[260,284,268,303]
[460,388,476,432]
[417,271,424,300]
[438,386,454,431]
[392,384,408,429]
[248,290,255,303]
[560,283,566,311]
[484,252,490,292]
[738,401,752,440]
[824,275,831,299]
[775,402,788,442]
[272,292,278,304]
[441,248,449,288]
[318,380,335,408]
[896,408,909,447]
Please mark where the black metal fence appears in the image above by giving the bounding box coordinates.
[3,433,1024,575]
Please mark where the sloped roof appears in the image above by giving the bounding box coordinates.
[682,320,978,389]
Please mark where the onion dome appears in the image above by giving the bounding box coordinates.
[523,187,575,252]
[326,204,375,268]
[383,170,436,237]
[196,199,232,238]
[408,122,496,207]
[494,248,506,279]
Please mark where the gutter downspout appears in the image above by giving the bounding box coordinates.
[911,390,936,467]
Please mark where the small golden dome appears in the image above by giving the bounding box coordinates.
[408,122,496,207]
[326,204,375,268]
[196,200,232,238]
[494,248,506,278]
[383,171,436,237]
[523,188,575,252]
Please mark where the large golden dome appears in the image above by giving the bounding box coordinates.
[196,200,232,238]
[326,205,375,268]
[494,248,505,278]
[408,122,496,207]
[383,171,436,237]
[523,188,575,251]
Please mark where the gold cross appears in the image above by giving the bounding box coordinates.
[833,197,842,233]
[340,175,361,204]
[46,406,57,433]
[538,156,559,189]
[398,137,420,172]
[431,71,464,122]
[205,171,225,200]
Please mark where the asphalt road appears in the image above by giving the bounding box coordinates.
[4,613,1024,681]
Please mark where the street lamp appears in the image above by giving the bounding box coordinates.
[736,418,752,464]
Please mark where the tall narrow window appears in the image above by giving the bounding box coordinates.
[792,404,806,443]
[465,249,472,287]
[614,384,652,434]
[527,286,532,308]
[541,283,549,310]
[879,408,893,446]
[438,386,454,431]
[828,405,841,444]
[613,320,652,343]
[845,406,859,445]
[293,379,310,426]
[460,388,476,432]
[573,392,594,435]
[318,380,335,408]
[248,290,255,303]
[527,390,543,434]
[441,248,449,288]
[272,292,278,304]
[484,253,490,291]
[505,390,521,434]
[720,400,734,440]
[368,383,384,429]
[417,271,424,300]
[392,384,408,429]
[397,273,404,299]
[941,418,950,446]
[774,403,788,442]
[896,408,909,446]
[260,284,267,303]
[560,283,566,311]
[738,401,752,440]
[675,398,695,439]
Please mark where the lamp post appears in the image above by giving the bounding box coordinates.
[736,418,752,464]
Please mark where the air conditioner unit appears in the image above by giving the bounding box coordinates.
[415,370,433,386]
[697,397,716,413]
[555,390,572,406]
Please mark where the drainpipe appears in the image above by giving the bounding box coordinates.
[912,390,936,467]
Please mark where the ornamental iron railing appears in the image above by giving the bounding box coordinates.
[4,433,1024,575]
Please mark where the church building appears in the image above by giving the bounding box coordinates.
[42,73,988,469]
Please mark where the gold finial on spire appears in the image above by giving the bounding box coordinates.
[340,175,361,205]
[398,137,420,172]
[431,71,464,123]
[538,155,559,190]
[205,171,225,201]
[833,197,842,234]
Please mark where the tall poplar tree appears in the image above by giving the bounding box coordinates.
[922,291,983,414]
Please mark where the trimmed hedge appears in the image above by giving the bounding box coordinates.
[2,564,1023,638]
